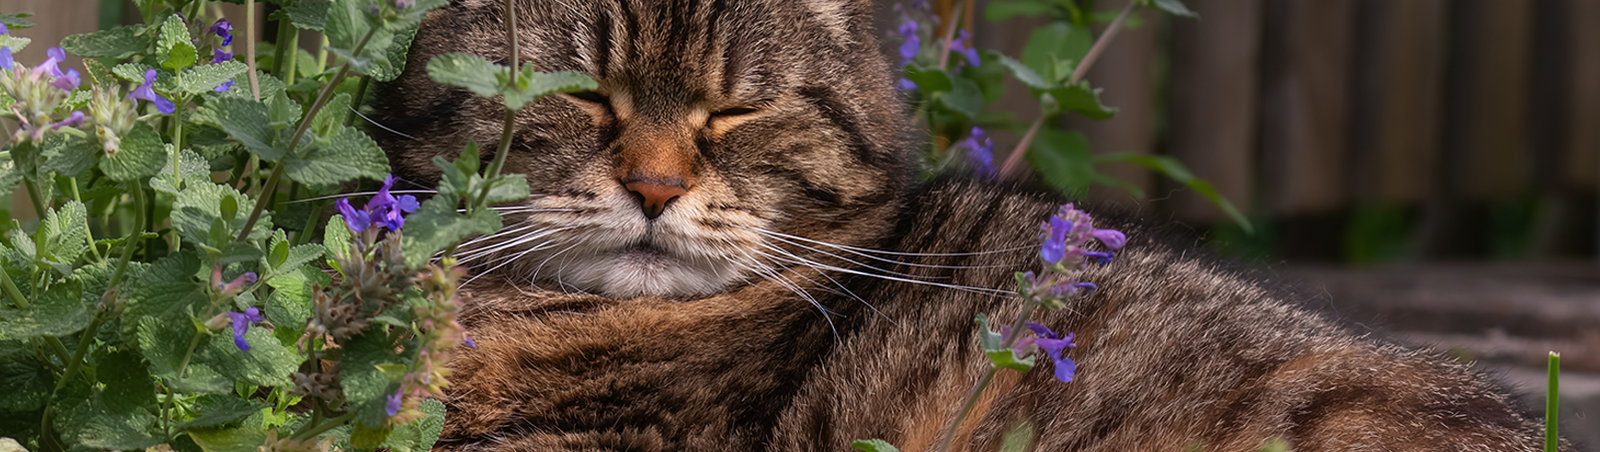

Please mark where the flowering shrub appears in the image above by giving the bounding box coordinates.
[0,0,590,449]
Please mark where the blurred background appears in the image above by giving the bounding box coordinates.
[6,0,1599,447]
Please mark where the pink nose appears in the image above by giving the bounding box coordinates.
[624,180,688,219]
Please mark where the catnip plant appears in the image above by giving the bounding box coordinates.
[0,0,591,448]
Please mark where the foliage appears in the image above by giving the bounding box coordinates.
[0,0,582,449]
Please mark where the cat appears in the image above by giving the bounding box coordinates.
[368,0,1566,450]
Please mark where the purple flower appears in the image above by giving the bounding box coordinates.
[1038,204,1125,268]
[463,334,477,348]
[0,47,12,71]
[0,23,9,34]
[208,19,233,46]
[226,307,265,351]
[951,30,981,67]
[214,79,234,92]
[1083,251,1114,266]
[32,47,65,79]
[50,68,79,91]
[960,127,995,179]
[1040,216,1070,263]
[898,77,917,91]
[212,48,232,65]
[897,19,920,65]
[394,0,414,9]
[127,69,176,114]
[337,175,418,233]
[386,389,404,416]
[48,111,84,131]
[336,198,371,232]
[1024,323,1077,383]
[1092,229,1126,249]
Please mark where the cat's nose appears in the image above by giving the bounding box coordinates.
[624,179,688,219]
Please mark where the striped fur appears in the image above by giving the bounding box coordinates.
[370,1,1565,450]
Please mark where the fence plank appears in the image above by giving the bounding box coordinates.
[1441,0,1535,199]
[1349,0,1446,204]
[1258,0,1355,216]
[1166,0,1262,224]
[1565,0,1600,189]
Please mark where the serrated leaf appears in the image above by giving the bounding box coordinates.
[379,399,447,452]
[195,325,299,386]
[1047,82,1117,120]
[40,132,100,178]
[193,96,281,160]
[283,125,389,185]
[285,0,329,30]
[0,12,35,29]
[311,93,352,140]
[173,182,273,245]
[324,214,354,263]
[1150,0,1199,18]
[0,343,52,411]
[426,53,503,97]
[124,253,206,344]
[59,399,163,449]
[401,195,502,267]
[112,62,157,84]
[0,279,87,339]
[180,60,249,95]
[61,25,147,59]
[100,122,168,182]
[996,54,1052,91]
[41,201,90,266]
[0,35,31,53]
[504,68,598,110]
[372,21,421,82]
[178,395,268,429]
[158,15,198,70]
[341,330,401,428]
[264,266,322,329]
[152,148,213,195]
[99,350,158,415]
[187,426,269,452]
[903,65,953,93]
[852,439,902,452]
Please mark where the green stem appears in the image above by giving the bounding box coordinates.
[246,0,261,100]
[291,411,355,441]
[237,26,379,242]
[104,182,148,291]
[316,34,329,74]
[69,178,103,262]
[293,199,326,246]
[473,0,522,210]
[169,107,185,252]
[0,260,32,310]
[23,178,47,220]
[284,30,301,85]
[343,75,372,127]
[1547,351,1561,451]
[934,368,997,452]
[271,14,294,81]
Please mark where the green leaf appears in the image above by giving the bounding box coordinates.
[324,214,354,263]
[40,133,101,177]
[0,12,34,29]
[264,266,323,330]
[195,325,299,387]
[986,349,1037,372]
[371,21,422,82]
[985,0,1054,21]
[101,122,168,182]
[974,312,1004,352]
[193,96,281,160]
[59,400,163,450]
[851,439,902,452]
[1094,153,1252,233]
[0,34,27,54]
[1022,22,1091,84]
[352,423,394,449]
[112,62,157,84]
[426,53,503,97]
[381,399,447,452]
[180,60,250,95]
[1150,0,1199,18]
[40,201,90,266]
[935,77,984,120]
[996,54,1052,91]
[284,0,329,31]
[341,330,402,428]
[1026,129,1096,196]
[284,125,389,185]
[1046,82,1118,120]
[0,343,52,411]
[177,395,268,429]
[504,68,599,110]
[173,182,274,245]
[152,148,213,195]
[311,93,352,140]
[400,194,502,267]
[187,426,269,452]
[124,253,207,356]
[99,349,158,415]
[61,25,148,59]
[903,65,953,93]
[158,14,198,70]
[0,279,87,339]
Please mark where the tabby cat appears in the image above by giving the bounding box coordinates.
[369,0,1564,450]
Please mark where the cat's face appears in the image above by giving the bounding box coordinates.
[374,0,911,297]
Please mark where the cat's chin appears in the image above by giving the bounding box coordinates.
[551,246,745,298]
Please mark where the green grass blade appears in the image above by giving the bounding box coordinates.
[1547,351,1560,452]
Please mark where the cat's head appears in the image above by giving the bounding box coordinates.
[372,0,912,297]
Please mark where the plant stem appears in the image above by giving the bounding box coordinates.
[246,0,261,100]
[934,367,997,452]
[936,1,965,71]
[290,411,355,441]
[472,0,522,209]
[105,182,148,291]
[343,75,372,127]
[316,34,329,74]
[0,260,32,310]
[997,0,1136,179]
[237,26,379,242]
[1547,351,1561,452]
[23,178,47,220]
[284,30,301,85]
[271,15,293,81]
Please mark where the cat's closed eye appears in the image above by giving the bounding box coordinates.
[567,90,609,104]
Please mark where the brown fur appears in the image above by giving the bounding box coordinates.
[369,0,1567,450]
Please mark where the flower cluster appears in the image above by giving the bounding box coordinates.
[86,83,140,154]
[1005,323,1078,383]
[957,127,995,179]
[208,19,235,91]
[1,35,87,142]
[336,176,421,233]
[1005,204,1126,383]
[203,268,265,350]
[388,263,473,425]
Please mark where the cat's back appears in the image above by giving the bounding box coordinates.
[767,177,1553,451]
